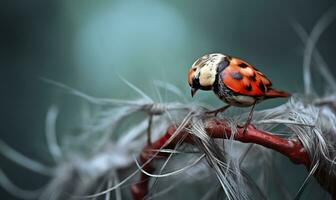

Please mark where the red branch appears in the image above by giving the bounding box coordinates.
[130,118,310,200]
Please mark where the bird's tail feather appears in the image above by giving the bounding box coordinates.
[265,88,290,98]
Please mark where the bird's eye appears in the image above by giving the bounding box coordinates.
[193,68,197,72]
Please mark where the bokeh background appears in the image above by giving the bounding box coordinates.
[1,0,336,199]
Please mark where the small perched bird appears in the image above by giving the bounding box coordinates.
[188,53,290,130]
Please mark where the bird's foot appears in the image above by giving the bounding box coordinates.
[242,123,249,135]
[242,102,256,134]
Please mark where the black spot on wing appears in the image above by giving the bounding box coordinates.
[249,72,256,82]
[245,84,252,91]
[238,63,248,68]
[258,82,266,93]
[231,72,243,80]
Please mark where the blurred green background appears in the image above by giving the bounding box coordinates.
[1,0,336,199]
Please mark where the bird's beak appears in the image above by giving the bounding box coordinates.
[191,88,198,97]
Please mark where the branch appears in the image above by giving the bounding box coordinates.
[130,118,312,200]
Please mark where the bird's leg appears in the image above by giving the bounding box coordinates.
[147,115,153,145]
[243,102,256,134]
[206,105,231,117]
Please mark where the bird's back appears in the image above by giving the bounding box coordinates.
[213,57,289,106]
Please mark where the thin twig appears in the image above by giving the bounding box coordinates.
[131,118,311,200]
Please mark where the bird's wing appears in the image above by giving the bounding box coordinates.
[221,57,272,96]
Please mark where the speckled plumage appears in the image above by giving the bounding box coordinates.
[188,53,289,107]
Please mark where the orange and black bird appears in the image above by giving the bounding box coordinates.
[188,53,290,130]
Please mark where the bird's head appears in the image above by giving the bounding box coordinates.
[188,53,230,97]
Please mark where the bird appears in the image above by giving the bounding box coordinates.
[188,53,290,132]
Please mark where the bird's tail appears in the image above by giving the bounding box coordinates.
[265,88,290,98]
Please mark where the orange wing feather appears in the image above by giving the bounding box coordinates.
[222,58,273,96]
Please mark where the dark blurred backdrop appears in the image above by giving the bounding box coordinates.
[1,0,336,199]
